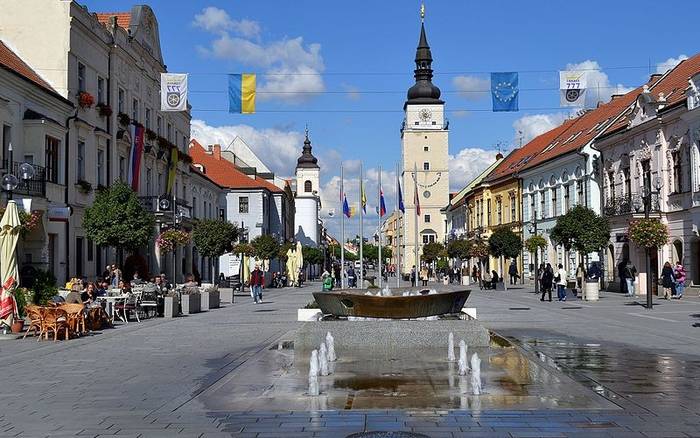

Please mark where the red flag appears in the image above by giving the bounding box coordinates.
[414,184,421,216]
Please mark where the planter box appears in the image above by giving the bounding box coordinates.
[220,288,234,304]
[297,308,322,322]
[164,296,179,318]
[181,293,201,314]
[201,290,220,310]
[583,280,600,301]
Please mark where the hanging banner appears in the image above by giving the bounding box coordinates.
[228,73,256,114]
[560,70,587,107]
[491,72,519,112]
[128,124,145,191]
[160,73,188,111]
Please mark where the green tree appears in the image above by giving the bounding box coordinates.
[550,205,610,264]
[422,242,446,264]
[250,234,281,261]
[332,245,358,261]
[83,181,155,253]
[488,227,523,289]
[192,219,238,280]
[447,238,471,261]
[524,235,548,254]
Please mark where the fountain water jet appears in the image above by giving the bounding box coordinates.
[447,332,455,361]
[470,352,482,395]
[319,343,329,376]
[308,349,319,396]
[458,340,468,376]
[325,332,336,362]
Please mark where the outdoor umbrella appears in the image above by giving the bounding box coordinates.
[296,241,304,281]
[242,255,250,284]
[286,248,295,285]
[0,201,21,327]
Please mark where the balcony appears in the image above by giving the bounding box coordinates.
[603,193,660,217]
[1,160,47,197]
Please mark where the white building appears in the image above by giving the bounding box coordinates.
[0,40,74,285]
[293,131,321,246]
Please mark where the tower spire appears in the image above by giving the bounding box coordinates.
[420,2,425,23]
[405,9,443,107]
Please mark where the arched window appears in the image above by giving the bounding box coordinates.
[304,180,312,192]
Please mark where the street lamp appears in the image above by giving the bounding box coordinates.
[632,177,664,310]
[2,144,36,200]
[528,210,539,295]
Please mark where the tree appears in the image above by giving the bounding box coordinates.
[550,205,610,264]
[422,242,446,264]
[192,219,239,280]
[331,245,358,261]
[250,234,280,261]
[488,227,523,289]
[447,238,471,261]
[524,235,548,254]
[83,182,155,254]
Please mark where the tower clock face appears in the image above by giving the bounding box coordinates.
[419,108,432,122]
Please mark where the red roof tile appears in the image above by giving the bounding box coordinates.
[189,140,283,193]
[95,12,132,29]
[0,40,56,94]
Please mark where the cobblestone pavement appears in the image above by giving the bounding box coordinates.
[1,281,699,437]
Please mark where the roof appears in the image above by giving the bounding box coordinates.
[603,52,700,137]
[448,156,504,210]
[297,132,319,169]
[189,140,284,193]
[0,40,58,95]
[95,12,132,29]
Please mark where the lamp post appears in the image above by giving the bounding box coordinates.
[2,143,36,201]
[528,210,539,295]
[632,177,663,310]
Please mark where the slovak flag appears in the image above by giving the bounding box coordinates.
[397,177,405,213]
[379,189,387,217]
[414,183,421,217]
[343,195,351,218]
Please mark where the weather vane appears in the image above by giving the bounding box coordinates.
[420,2,425,22]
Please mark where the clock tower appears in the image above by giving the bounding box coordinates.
[400,18,449,274]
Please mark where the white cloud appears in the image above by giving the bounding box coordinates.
[512,113,568,144]
[656,54,688,74]
[452,75,490,101]
[192,6,261,38]
[190,119,303,178]
[566,60,634,107]
[448,148,501,191]
[195,8,325,104]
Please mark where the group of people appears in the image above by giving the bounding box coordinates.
[660,261,687,299]
[536,263,569,302]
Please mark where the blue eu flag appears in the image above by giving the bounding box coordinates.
[491,72,519,112]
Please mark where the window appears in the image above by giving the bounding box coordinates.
[75,237,84,278]
[672,151,682,193]
[158,172,163,194]
[145,108,151,130]
[146,168,152,195]
[97,149,104,186]
[157,116,162,136]
[530,194,535,220]
[423,161,430,170]
[487,199,491,226]
[48,234,57,277]
[87,238,94,262]
[304,180,312,192]
[192,196,197,217]
[540,192,546,219]
[641,160,651,194]
[132,98,139,122]
[119,156,126,181]
[551,187,558,216]
[422,234,436,244]
[510,195,516,222]
[118,88,125,113]
[497,199,502,224]
[77,62,86,92]
[607,171,615,198]
[2,124,11,163]
[45,136,60,183]
[97,76,105,104]
[77,140,85,181]
[167,123,172,142]
[424,214,431,223]
[577,180,584,205]
[564,184,570,214]
[424,146,429,152]
[239,196,249,213]
[624,169,631,200]
[23,154,33,164]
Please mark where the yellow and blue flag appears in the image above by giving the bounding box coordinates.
[361,182,367,214]
[343,195,351,218]
[228,73,256,114]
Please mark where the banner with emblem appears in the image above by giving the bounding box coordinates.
[160,73,188,112]
[560,70,587,107]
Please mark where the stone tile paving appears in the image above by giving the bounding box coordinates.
[1,281,699,437]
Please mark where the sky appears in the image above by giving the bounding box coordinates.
[84,0,696,239]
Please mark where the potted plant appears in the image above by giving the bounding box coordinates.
[78,91,95,109]
[96,103,113,117]
[76,179,92,194]
[200,284,220,310]
[156,229,190,254]
[11,287,33,333]
[180,288,201,314]
[163,292,179,318]
[118,112,131,127]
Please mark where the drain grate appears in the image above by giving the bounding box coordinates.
[508,307,531,310]
[347,433,430,438]
[562,306,582,309]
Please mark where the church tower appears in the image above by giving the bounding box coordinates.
[294,129,321,246]
[400,14,449,273]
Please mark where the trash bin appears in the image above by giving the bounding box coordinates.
[584,279,600,301]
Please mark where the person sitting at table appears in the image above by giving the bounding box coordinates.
[159,273,172,291]
[154,276,168,294]
[81,282,98,304]
[96,281,108,297]
[65,289,83,304]
[131,271,145,286]
[118,279,132,294]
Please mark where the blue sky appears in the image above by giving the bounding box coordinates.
[84,0,696,236]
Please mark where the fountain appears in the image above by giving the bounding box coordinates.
[325,332,336,362]
[308,349,319,396]
[458,340,468,376]
[447,332,455,362]
[470,352,482,395]
[319,343,329,376]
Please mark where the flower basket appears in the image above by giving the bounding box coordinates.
[118,112,131,127]
[0,209,42,238]
[145,129,157,142]
[629,218,669,248]
[156,229,190,253]
[96,103,113,117]
[78,91,95,108]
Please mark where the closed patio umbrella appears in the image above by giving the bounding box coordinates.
[296,241,304,279]
[286,248,295,285]
[0,201,21,328]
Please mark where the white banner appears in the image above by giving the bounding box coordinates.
[160,73,188,111]
[560,70,587,107]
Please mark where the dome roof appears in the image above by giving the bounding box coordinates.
[297,130,319,169]
[405,23,443,106]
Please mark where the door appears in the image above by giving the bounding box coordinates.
[650,248,659,296]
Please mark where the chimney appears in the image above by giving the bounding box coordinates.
[212,144,221,160]
[610,94,624,101]
[496,152,504,160]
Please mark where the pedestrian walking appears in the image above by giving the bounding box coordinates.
[420,266,429,287]
[555,263,567,301]
[540,263,554,302]
[623,260,637,297]
[410,265,416,287]
[508,260,519,285]
[250,265,265,304]
[661,261,675,300]
[673,261,686,299]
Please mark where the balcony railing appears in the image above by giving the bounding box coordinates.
[603,193,660,217]
[1,160,47,197]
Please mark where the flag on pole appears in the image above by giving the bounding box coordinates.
[166,146,178,195]
[491,72,519,112]
[228,73,256,114]
[361,181,367,214]
[397,176,405,213]
[160,73,188,111]
[128,124,145,191]
[343,195,351,218]
[380,189,387,217]
[414,181,421,216]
